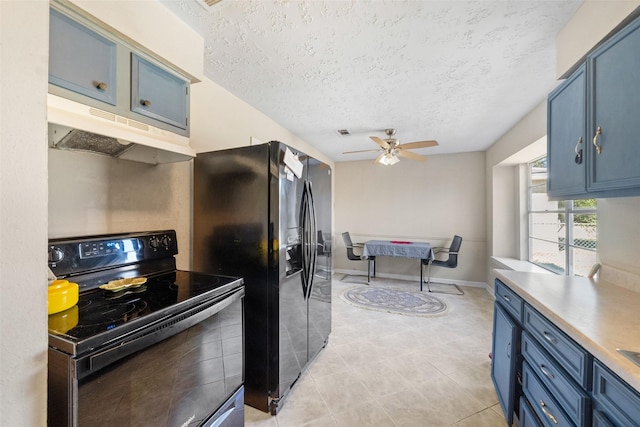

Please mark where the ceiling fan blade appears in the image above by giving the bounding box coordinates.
[370,136,390,149]
[398,140,439,150]
[342,148,381,154]
[396,150,426,162]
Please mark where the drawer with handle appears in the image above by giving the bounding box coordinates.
[522,332,590,426]
[520,396,543,427]
[523,304,591,388]
[522,361,575,427]
[495,279,524,323]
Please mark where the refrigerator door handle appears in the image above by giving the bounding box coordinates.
[299,181,310,296]
[306,181,318,299]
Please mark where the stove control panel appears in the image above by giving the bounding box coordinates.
[148,234,173,251]
[79,238,141,259]
[48,230,179,278]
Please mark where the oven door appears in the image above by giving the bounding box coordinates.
[49,287,244,427]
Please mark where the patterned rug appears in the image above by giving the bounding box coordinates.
[340,285,448,317]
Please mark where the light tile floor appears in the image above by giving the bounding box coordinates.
[245,277,508,427]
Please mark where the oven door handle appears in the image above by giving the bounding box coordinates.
[86,290,243,374]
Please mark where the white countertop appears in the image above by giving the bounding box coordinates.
[494,269,640,393]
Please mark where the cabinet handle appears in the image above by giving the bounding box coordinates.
[95,82,108,91]
[502,294,511,302]
[540,364,555,380]
[141,99,152,107]
[593,126,602,154]
[543,331,558,345]
[506,342,511,358]
[574,137,583,164]
[539,400,558,424]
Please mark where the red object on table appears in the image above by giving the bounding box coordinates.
[390,241,412,244]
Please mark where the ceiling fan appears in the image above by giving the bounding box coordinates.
[343,129,439,165]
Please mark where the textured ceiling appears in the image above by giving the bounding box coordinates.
[161,0,583,162]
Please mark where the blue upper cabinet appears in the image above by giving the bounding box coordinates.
[547,64,587,198]
[48,7,191,137]
[131,54,189,130]
[49,8,117,105]
[587,16,640,193]
[547,15,640,200]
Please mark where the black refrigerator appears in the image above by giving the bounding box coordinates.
[193,142,332,414]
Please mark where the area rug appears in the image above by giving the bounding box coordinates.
[340,286,448,317]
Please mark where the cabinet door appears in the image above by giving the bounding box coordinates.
[49,8,117,105]
[587,16,640,192]
[547,64,587,198]
[131,54,189,130]
[592,360,640,427]
[491,303,520,425]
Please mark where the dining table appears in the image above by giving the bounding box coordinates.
[362,240,434,284]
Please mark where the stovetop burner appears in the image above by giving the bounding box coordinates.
[76,300,149,329]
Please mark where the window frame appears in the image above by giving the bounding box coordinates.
[526,157,597,276]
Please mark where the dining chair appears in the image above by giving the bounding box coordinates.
[421,235,464,295]
[341,232,375,281]
[316,230,331,279]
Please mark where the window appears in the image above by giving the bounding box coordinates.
[527,157,597,276]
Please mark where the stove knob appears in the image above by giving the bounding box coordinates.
[48,247,64,263]
[149,236,160,250]
[161,235,172,249]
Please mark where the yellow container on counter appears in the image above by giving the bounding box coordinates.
[48,279,79,315]
[48,305,79,333]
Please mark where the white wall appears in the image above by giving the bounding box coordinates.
[334,152,487,283]
[556,0,640,78]
[485,102,547,283]
[598,197,640,277]
[48,150,192,269]
[190,78,333,166]
[0,1,49,425]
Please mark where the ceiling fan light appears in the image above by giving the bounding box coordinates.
[380,152,400,165]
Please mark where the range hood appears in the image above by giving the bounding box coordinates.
[47,94,195,164]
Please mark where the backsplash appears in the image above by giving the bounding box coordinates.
[48,148,192,269]
[600,263,640,294]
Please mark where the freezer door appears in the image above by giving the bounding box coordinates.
[277,144,308,401]
[307,158,332,362]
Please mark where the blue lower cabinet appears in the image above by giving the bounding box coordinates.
[592,360,640,427]
[522,361,575,427]
[521,332,590,426]
[491,302,520,425]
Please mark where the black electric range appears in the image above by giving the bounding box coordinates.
[47,230,245,427]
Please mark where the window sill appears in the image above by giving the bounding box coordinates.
[491,257,554,274]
